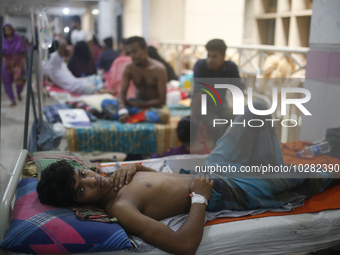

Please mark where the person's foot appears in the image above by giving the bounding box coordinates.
[18,95,22,101]
[10,101,17,107]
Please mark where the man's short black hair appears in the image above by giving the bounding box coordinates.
[37,160,76,207]
[120,38,128,45]
[205,39,227,56]
[103,37,113,48]
[177,116,198,144]
[70,15,81,25]
[126,36,147,49]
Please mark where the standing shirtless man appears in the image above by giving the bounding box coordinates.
[118,36,168,123]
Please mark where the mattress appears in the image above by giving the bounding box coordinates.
[66,106,190,154]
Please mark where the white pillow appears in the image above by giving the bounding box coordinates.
[80,93,116,112]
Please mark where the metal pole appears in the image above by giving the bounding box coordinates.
[0,16,9,174]
[23,45,34,150]
[0,15,3,150]
[31,10,44,129]
[22,36,38,122]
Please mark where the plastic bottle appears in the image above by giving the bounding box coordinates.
[297,141,331,158]
[37,12,53,50]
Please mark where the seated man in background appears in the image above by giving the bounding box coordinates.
[44,37,111,95]
[97,37,120,74]
[105,36,169,124]
[191,39,244,146]
[151,116,210,158]
[37,102,337,255]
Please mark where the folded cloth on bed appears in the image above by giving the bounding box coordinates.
[43,103,97,123]
[71,206,118,223]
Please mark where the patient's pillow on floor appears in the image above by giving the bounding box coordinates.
[0,178,132,254]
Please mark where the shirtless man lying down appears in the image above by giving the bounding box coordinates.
[37,103,337,255]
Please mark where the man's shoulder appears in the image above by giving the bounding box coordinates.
[149,58,166,70]
[224,60,238,68]
[195,59,207,68]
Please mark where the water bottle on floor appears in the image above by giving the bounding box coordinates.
[297,141,331,158]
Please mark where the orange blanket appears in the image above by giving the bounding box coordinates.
[205,141,340,226]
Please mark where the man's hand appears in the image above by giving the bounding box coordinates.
[110,163,140,191]
[190,175,214,201]
[119,113,129,123]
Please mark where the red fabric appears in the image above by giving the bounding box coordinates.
[129,109,146,124]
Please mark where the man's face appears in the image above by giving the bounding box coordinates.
[70,21,80,30]
[206,50,225,72]
[127,42,148,65]
[4,25,13,38]
[72,169,113,205]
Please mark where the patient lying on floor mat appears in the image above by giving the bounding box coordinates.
[44,37,115,95]
[37,102,338,255]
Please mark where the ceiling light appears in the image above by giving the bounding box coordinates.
[64,27,70,33]
[92,9,100,15]
[63,8,69,15]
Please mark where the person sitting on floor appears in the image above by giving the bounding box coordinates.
[148,46,178,82]
[97,37,120,73]
[67,41,97,78]
[37,102,338,255]
[44,37,112,95]
[151,116,210,158]
[103,38,136,99]
[104,36,169,124]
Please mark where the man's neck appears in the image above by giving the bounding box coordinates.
[136,57,149,68]
[96,188,119,210]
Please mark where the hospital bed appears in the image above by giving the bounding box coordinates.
[1,149,340,255]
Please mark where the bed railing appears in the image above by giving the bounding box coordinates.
[0,150,28,243]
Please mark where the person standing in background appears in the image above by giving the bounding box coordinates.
[2,23,27,106]
[70,15,92,45]
[69,15,94,57]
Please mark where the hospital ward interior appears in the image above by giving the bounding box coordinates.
[1,0,340,254]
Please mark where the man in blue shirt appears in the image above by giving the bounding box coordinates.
[192,39,244,147]
[97,37,120,72]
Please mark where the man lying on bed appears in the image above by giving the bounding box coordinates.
[37,102,338,255]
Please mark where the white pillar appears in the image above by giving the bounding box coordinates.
[142,0,150,41]
[98,0,116,43]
